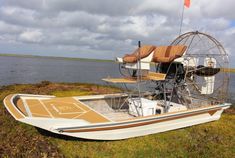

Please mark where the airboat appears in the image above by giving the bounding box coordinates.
[4,31,231,140]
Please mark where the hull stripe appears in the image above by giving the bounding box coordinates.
[61,107,221,133]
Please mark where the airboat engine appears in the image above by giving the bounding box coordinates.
[171,31,228,104]
[201,58,217,94]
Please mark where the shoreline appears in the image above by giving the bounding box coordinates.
[0,53,113,63]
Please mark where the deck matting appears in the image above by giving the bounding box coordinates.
[23,97,110,123]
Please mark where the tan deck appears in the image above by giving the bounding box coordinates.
[4,94,111,123]
[102,72,166,83]
[25,97,110,123]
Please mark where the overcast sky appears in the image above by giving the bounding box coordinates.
[0,0,235,66]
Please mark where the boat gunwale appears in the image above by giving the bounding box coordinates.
[56,104,230,132]
[4,94,231,132]
[3,94,55,119]
[3,94,25,119]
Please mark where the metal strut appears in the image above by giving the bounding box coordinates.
[137,41,143,116]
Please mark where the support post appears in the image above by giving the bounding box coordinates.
[137,41,143,116]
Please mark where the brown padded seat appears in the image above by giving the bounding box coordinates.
[152,45,187,63]
[123,45,156,63]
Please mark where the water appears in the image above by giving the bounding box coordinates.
[0,56,120,85]
[0,56,234,101]
[229,73,235,102]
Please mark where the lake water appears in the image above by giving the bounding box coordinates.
[0,56,234,101]
[0,56,121,85]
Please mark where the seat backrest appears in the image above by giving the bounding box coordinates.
[152,45,187,63]
[123,45,156,63]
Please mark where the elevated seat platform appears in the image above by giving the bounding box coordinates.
[122,45,187,64]
[123,45,156,63]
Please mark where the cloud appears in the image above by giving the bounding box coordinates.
[200,0,235,19]
[0,21,22,34]
[19,30,43,43]
[0,6,37,27]
[0,0,234,66]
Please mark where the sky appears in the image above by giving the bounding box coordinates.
[0,0,235,67]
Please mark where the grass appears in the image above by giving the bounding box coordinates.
[0,81,234,158]
[52,90,92,97]
[51,114,235,158]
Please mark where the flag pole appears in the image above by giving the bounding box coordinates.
[179,0,185,36]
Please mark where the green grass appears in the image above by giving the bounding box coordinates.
[0,82,234,158]
[50,113,235,158]
[51,90,92,97]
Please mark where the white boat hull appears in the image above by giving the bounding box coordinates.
[55,108,225,140]
[4,94,230,140]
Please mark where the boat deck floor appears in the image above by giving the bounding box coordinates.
[82,100,135,121]
[15,96,111,123]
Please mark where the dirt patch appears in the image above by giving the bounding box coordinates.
[0,106,64,158]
